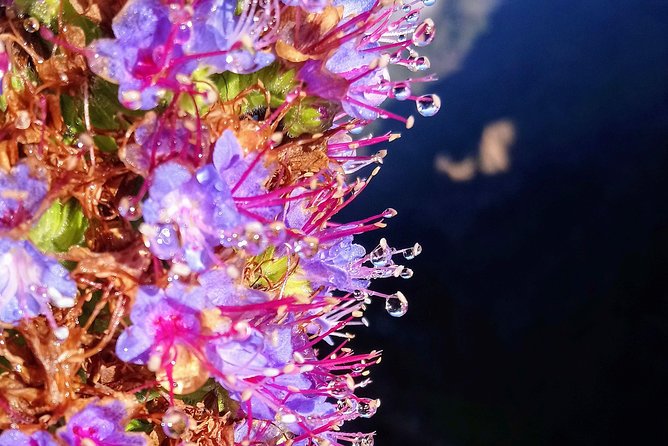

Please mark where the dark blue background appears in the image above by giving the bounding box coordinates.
[344,0,668,444]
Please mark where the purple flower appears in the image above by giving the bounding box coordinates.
[300,236,369,291]
[140,160,244,271]
[121,113,210,175]
[333,0,376,17]
[0,238,77,326]
[0,430,56,446]
[139,130,277,270]
[280,0,328,13]
[87,0,195,109]
[187,0,276,74]
[58,400,146,446]
[0,163,48,230]
[323,40,390,121]
[115,284,206,364]
[299,2,441,122]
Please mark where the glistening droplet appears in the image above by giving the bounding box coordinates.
[161,408,190,439]
[413,18,436,47]
[393,83,411,101]
[416,94,441,117]
[23,17,40,33]
[385,291,408,317]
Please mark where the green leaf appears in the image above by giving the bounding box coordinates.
[29,200,89,253]
[125,419,154,433]
[93,135,118,153]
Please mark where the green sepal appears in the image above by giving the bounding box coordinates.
[125,419,154,433]
[29,199,89,253]
[214,63,297,112]
[282,97,337,138]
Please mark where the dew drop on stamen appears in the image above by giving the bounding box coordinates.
[337,398,358,415]
[393,83,411,101]
[414,55,431,71]
[385,291,408,317]
[413,18,436,47]
[370,238,392,267]
[405,11,420,24]
[162,407,190,439]
[403,242,422,260]
[353,290,368,301]
[416,94,441,117]
[357,398,379,418]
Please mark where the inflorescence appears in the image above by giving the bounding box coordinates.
[0,0,439,444]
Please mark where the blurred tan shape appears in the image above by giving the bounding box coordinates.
[478,119,515,174]
[434,119,516,181]
[434,154,477,181]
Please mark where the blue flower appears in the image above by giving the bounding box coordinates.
[0,238,77,325]
[187,0,276,74]
[87,0,195,109]
[0,430,56,446]
[0,163,48,230]
[115,284,206,364]
[58,400,147,446]
[140,160,244,271]
[301,236,369,291]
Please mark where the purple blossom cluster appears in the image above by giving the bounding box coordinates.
[0,0,439,443]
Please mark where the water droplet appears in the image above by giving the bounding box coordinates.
[416,94,441,117]
[161,408,190,439]
[423,0,436,6]
[405,11,420,24]
[294,236,319,258]
[400,268,414,279]
[353,290,369,301]
[23,17,40,33]
[402,4,411,12]
[53,326,69,340]
[385,291,408,317]
[337,398,358,415]
[175,22,192,44]
[118,197,142,220]
[357,398,379,418]
[370,238,392,267]
[393,83,411,101]
[413,18,436,47]
[414,56,431,71]
[353,437,375,446]
[403,242,422,260]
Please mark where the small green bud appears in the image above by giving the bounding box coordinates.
[29,199,89,253]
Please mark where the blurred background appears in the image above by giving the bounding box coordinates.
[342,0,668,444]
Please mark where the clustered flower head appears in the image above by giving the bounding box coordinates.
[0,0,438,444]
